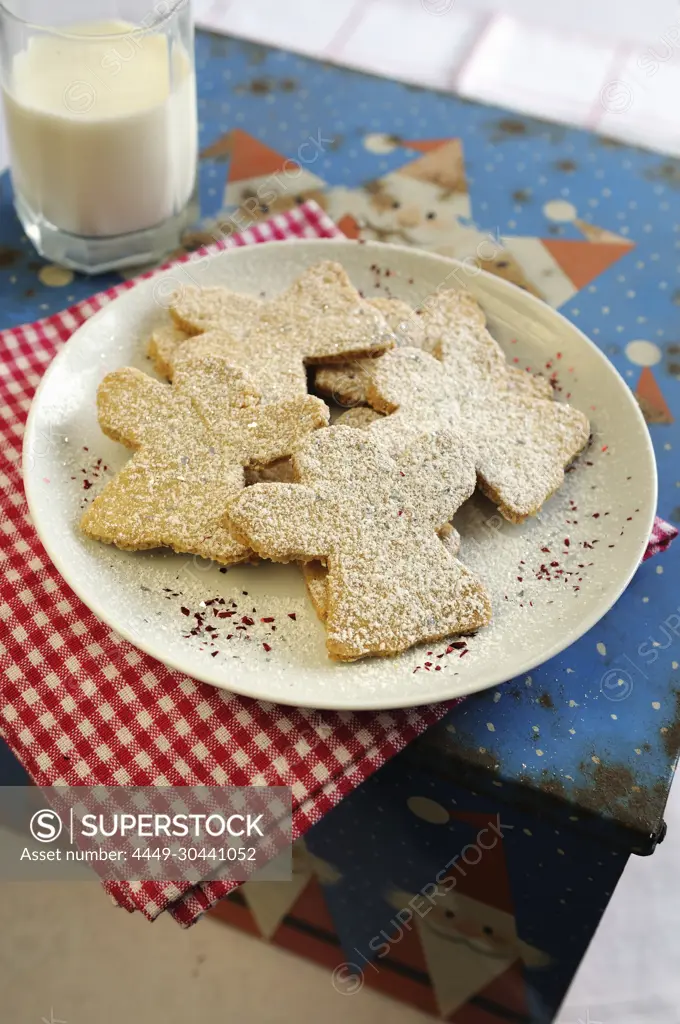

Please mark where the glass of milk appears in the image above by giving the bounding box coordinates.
[0,1,198,274]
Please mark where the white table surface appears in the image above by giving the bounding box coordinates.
[194,0,680,156]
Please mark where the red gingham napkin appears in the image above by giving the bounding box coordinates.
[643,516,677,561]
[0,201,676,926]
[0,202,457,926]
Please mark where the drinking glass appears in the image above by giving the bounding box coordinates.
[0,0,198,274]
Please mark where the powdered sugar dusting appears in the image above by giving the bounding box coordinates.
[24,238,655,709]
[226,426,491,661]
[358,291,590,521]
[80,356,328,563]
[165,261,397,400]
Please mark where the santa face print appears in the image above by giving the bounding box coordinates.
[386,884,550,1016]
[422,891,523,958]
[327,173,472,249]
[387,887,550,967]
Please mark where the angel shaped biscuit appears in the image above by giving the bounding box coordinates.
[155,262,396,400]
[310,360,462,621]
[314,290,552,407]
[225,426,491,661]
[80,354,329,564]
[424,292,589,520]
[417,289,552,401]
[361,332,589,522]
[301,521,461,623]
[147,290,263,379]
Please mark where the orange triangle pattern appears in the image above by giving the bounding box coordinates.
[228,129,298,182]
[636,367,674,424]
[200,128,299,181]
[541,238,633,291]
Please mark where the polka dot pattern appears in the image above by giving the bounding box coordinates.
[407,795,450,824]
[543,199,577,222]
[625,339,662,367]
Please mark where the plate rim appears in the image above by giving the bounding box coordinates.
[23,237,658,710]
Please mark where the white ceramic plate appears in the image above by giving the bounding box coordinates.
[23,239,656,710]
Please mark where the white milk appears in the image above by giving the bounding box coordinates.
[3,21,197,237]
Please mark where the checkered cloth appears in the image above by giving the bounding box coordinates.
[0,201,675,926]
[0,203,455,926]
[643,516,677,561]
